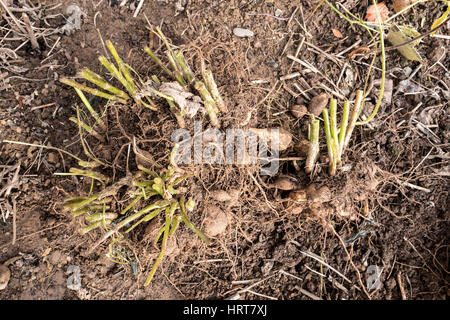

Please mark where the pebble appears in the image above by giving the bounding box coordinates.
[233,27,254,38]
[268,60,278,68]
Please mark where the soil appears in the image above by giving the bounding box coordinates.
[0,0,449,300]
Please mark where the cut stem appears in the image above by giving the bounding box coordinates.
[60,77,127,104]
[305,116,320,173]
[105,40,136,91]
[343,90,364,153]
[79,68,130,101]
[202,69,227,113]
[194,81,220,128]
[329,98,340,164]
[174,50,195,84]
[144,47,172,76]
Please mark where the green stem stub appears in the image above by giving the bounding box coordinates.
[194,81,220,128]
[305,117,320,173]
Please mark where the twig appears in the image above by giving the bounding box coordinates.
[279,72,301,81]
[397,271,407,300]
[11,198,16,245]
[0,0,27,34]
[133,0,145,18]
[21,13,39,50]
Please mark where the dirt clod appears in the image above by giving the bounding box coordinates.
[203,205,229,237]
[306,184,332,203]
[308,93,329,117]
[294,139,310,157]
[210,190,233,202]
[269,176,297,191]
[290,105,308,118]
[393,0,411,13]
[249,128,292,151]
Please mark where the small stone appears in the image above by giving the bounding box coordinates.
[233,27,254,38]
[49,250,62,265]
[275,9,283,17]
[268,60,278,68]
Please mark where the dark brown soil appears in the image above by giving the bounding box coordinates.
[0,0,448,300]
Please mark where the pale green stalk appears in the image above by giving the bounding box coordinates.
[174,50,195,83]
[322,109,337,175]
[144,47,172,76]
[60,77,126,103]
[338,100,350,156]
[343,90,364,153]
[305,116,320,173]
[202,69,227,113]
[74,88,106,131]
[98,56,136,96]
[105,40,136,91]
[329,99,340,165]
[79,68,129,100]
[194,81,220,128]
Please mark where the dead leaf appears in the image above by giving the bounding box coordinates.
[159,82,203,118]
[387,25,422,62]
[332,28,343,38]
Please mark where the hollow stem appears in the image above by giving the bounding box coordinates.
[194,81,220,128]
[174,50,195,84]
[60,77,127,103]
[144,47,172,76]
[329,99,340,164]
[343,90,364,153]
[79,68,130,101]
[105,40,136,91]
[202,69,227,113]
[305,116,320,173]
[98,56,136,97]
[338,100,350,156]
